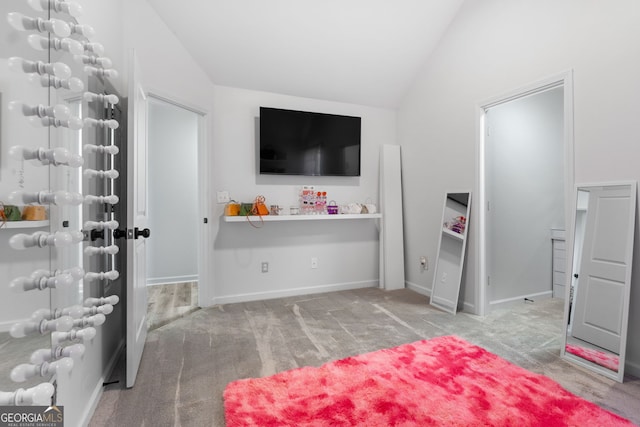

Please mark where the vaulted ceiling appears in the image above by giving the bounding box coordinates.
[146,0,464,108]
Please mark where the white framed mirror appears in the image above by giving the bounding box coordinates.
[561,182,637,382]
[430,191,471,314]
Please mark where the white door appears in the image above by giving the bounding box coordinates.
[571,186,634,353]
[126,50,149,388]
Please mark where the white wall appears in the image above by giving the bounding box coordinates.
[211,85,396,304]
[147,99,199,285]
[397,0,640,371]
[487,87,565,303]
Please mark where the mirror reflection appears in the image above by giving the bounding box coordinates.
[563,182,637,382]
[0,0,54,392]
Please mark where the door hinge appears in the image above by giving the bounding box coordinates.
[487,200,491,211]
[487,276,491,286]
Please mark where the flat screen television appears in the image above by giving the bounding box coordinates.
[259,107,361,176]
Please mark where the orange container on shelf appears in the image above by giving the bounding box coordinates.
[22,205,47,221]
[225,200,240,216]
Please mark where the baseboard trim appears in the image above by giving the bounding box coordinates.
[489,290,553,309]
[211,280,378,305]
[405,282,476,314]
[405,281,430,296]
[462,301,476,314]
[625,358,640,379]
[147,275,198,286]
[80,339,125,427]
[0,317,28,333]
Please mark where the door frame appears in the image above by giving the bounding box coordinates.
[475,71,575,316]
[145,91,210,308]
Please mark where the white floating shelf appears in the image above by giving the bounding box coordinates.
[223,213,382,223]
[1,220,50,229]
[442,227,464,240]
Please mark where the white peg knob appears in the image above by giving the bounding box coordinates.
[10,273,73,292]
[83,42,104,55]
[84,245,119,256]
[83,168,119,179]
[28,74,84,92]
[63,266,85,280]
[9,232,68,250]
[11,358,73,383]
[0,383,54,406]
[7,56,71,78]
[60,305,85,319]
[10,316,74,338]
[75,55,112,69]
[84,194,119,205]
[84,295,119,307]
[73,313,106,328]
[84,92,119,105]
[9,101,70,119]
[28,0,84,18]
[83,220,119,231]
[84,270,119,281]
[31,116,84,130]
[9,231,83,250]
[84,118,119,129]
[7,12,71,37]
[92,304,114,315]
[69,22,94,37]
[30,344,85,364]
[9,146,83,167]
[84,144,119,155]
[84,66,118,79]
[27,34,83,55]
[9,190,83,206]
[52,327,96,345]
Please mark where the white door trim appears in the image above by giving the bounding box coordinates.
[146,91,211,308]
[475,70,575,316]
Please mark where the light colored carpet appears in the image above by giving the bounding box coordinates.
[146,282,199,331]
[89,288,640,426]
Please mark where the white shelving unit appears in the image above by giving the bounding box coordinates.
[430,192,471,314]
[223,213,382,222]
[0,220,50,229]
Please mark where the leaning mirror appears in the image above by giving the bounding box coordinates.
[430,191,471,314]
[561,182,637,382]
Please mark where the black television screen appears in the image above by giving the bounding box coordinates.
[259,107,361,176]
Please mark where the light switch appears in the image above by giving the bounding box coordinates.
[216,191,230,203]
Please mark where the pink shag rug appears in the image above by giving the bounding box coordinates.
[566,343,620,372]
[224,335,634,426]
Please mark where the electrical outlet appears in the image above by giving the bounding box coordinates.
[216,191,230,204]
[311,257,318,269]
[441,272,447,283]
[261,262,269,273]
[420,256,428,270]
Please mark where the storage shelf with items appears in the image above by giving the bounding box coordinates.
[1,220,50,229]
[224,213,382,223]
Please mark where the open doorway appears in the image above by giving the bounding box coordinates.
[146,96,205,329]
[477,72,574,315]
